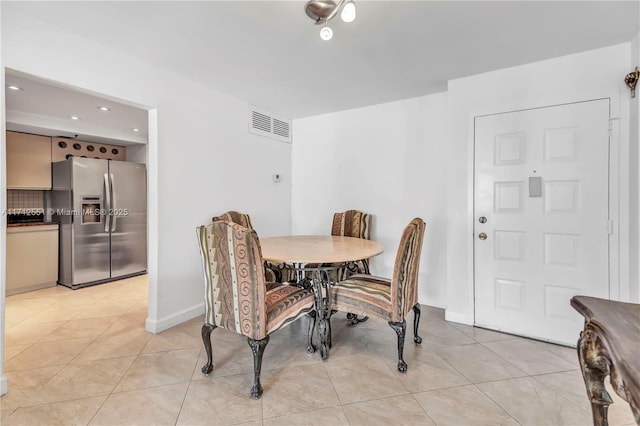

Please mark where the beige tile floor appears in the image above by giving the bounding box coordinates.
[1,275,636,425]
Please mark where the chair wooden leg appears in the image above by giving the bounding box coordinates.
[201,323,217,375]
[307,311,317,354]
[347,312,369,325]
[248,336,270,399]
[413,304,423,344]
[327,314,333,349]
[389,320,408,372]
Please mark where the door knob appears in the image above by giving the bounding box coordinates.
[478,232,487,240]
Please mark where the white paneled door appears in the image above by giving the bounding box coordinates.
[474,99,610,345]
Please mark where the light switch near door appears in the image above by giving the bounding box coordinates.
[272,173,281,183]
[529,176,542,197]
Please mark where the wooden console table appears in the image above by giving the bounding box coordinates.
[570,296,640,425]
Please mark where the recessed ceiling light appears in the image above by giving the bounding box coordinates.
[7,85,22,91]
[132,128,140,132]
[97,106,111,111]
[69,115,80,120]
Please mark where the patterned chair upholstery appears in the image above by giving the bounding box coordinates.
[330,209,372,280]
[211,210,253,229]
[331,209,370,239]
[319,210,372,325]
[302,210,372,283]
[196,221,316,399]
[212,211,281,283]
[331,218,426,372]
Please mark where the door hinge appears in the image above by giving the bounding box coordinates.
[607,219,614,235]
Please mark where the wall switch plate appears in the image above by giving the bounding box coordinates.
[529,176,542,197]
[272,174,281,183]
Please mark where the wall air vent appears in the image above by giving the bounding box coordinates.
[248,105,292,143]
[252,110,271,133]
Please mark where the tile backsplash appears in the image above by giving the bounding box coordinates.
[7,190,44,213]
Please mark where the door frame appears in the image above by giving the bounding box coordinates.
[0,68,158,396]
[471,97,624,333]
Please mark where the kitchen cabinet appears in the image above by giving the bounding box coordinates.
[6,224,59,295]
[6,131,53,189]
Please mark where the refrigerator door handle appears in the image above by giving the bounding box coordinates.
[104,173,111,233]
[110,173,117,232]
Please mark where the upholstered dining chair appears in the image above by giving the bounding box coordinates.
[325,209,373,325]
[196,221,316,398]
[330,209,372,280]
[211,210,253,229]
[212,210,282,283]
[331,209,371,239]
[302,209,372,283]
[330,217,426,372]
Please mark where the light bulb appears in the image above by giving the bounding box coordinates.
[341,1,356,23]
[320,26,333,41]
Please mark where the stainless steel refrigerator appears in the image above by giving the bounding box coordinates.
[51,158,147,289]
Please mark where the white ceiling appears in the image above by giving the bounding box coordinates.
[3,1,639,138]
[5,72,149,146]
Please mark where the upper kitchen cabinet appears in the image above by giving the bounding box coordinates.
[6,131,52,189]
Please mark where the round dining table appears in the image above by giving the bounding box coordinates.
[260,235,384,360]
[260,235,383,264]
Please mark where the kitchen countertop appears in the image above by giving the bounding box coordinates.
[7,222,57,227]
[7,223,59,233]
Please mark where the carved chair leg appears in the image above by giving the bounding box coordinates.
[577,327,613,425]
[307,311,317,354]
[360,259,370,274]
[389,320,408,372]
[347,312,369,325]
[327,314,333,349]
[248,336,270,399]
[201,323,217,375]
[413,304,423,344]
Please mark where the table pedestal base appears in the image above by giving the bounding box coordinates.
[313,269,334,360]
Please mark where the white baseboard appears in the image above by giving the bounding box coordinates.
[444,309,473,325]
[145,303,204,334]
[0,374,7,396]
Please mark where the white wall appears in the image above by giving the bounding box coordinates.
[126,143,148,165]
[446,43,634,325]
[630,33,640,303]
[0,5,292,394]
[292,93,448,308]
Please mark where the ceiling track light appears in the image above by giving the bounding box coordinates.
[305,0,356,41]
[320,24,333,41]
